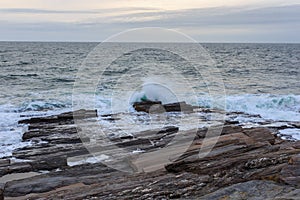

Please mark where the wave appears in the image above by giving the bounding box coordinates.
[197,94,300,122]
[0,100,72,158]
[18,100,70,112]
[124,83,300,122]
[122,83,300,122]
[130,84,178,105]
[1,93,299,138]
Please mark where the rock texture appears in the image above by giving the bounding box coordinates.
[198,180,300,200]
[0,108,299,199]
[133,101,194,113]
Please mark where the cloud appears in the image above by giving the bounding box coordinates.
[99,4,300,26]
[0,4,299,42]
[0,8,93,14]
[0,7,158,14]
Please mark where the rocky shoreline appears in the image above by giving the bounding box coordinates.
[0,104,300,199]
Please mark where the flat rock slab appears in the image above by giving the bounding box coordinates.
[0,172,41,184]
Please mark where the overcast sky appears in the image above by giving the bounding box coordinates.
[0,0,299,42]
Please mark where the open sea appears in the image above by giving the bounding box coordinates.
[0,42,299,158]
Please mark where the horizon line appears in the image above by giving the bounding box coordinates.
[0,40,299,44]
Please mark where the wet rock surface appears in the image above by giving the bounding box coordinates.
[0,108,299,199]
[133,101,194,113]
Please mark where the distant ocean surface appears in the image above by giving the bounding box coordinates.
[0,42,299,157]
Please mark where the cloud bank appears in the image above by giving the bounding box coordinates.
[0,4,299,42]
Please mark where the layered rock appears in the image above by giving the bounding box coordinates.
[133,101,194,113]
[0,108,299,199]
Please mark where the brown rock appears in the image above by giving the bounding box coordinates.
[19,109,97,125]
[163,102,194,112]
[6,109,299,199]
[165,128,299,190]
[292,141,300,149]
[243,127,276,144]
[133,101,194,113]
[133,101,162,113]
[280,155,300,186]
[0,189,3,200]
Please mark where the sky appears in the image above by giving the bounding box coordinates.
[0,0,299,42]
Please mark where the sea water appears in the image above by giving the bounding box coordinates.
[0,42,299,158]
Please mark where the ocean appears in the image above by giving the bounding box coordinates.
[0,42,299,158]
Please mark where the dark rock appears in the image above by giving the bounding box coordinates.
[0,184,3,200]
[157,126,179,135]
[0,159,10,167]
[280,155,300,186]
[43,136,88,144]
[222,125,244,135]
[163,102,193,112]
[119,135,134,140]
[134,126,178,137]
[292,141,300,149]
[243,127,276,144]
[101,117,121,121]
[22,126,77,140]
[133,100,162,113]
[290,122,300,129]
[13,144,87,160]
[19,109,97,125]
[195,125,244,139]
[198,180,300,200]
[116,138,152,148]
[4,176,76,197]
[30,154,68,171]
[3,163,117,197]
[133,101,194,113]
[19,115,73,125]
[0,163,33,177]
[224,120,240,125]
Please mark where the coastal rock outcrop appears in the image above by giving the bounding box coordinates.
[0,108,299,199]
